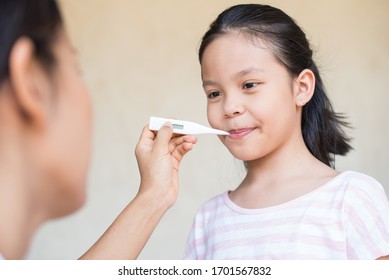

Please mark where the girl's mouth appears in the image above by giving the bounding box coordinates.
[227,128,256,139]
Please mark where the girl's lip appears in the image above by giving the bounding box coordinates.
[227,128,256,139]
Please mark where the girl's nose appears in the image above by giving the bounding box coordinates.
[223,96,245,118]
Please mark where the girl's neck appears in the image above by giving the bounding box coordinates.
[230,134,338,209]
[246,146,314,183]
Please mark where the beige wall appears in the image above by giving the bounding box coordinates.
[27,0,389,259]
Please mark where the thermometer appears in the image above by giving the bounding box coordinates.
[149,116,229,135]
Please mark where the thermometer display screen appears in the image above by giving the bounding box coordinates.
[172,124,184,130]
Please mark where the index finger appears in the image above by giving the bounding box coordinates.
[138,125,157,143]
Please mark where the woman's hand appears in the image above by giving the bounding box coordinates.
[80,123,196,259]
[135,123,197,208]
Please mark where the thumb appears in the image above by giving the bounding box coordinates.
[154,122,173,152]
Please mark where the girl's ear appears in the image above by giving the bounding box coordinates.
[293,69,315,107]
[9,37,50,129]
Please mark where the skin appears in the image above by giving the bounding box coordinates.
[201,32,388,259]
[0,26,196,259]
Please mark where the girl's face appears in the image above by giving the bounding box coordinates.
[201,33,302,162]
[40,28,92,217]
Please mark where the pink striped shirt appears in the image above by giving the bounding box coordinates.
[184,171,389,259]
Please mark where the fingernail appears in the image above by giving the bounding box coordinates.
[163,122,172,128]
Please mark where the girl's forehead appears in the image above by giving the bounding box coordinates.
[202,33,274,61]
[200,33,292,84]
[201,33,277,72]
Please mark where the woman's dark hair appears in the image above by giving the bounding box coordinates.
[0,0,62,83]
[199,4,352,167]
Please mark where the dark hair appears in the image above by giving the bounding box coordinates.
[0,0,62,83]
[199,4,352,167]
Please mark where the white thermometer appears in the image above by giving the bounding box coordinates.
[149,117,229,135]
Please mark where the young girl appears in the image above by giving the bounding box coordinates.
[184,4,389,260]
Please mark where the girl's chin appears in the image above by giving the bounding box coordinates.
[228,150,261,162]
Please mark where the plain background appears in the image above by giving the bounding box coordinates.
[27,0,389,259]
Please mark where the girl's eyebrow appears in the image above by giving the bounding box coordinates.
[234,67,265,78]
[202,80,218,87]
[202,67,265,87]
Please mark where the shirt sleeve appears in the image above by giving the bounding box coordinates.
[183,218,199,259]
[344,174,389,259]
[183,201,211,260]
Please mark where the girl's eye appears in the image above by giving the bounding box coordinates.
[243,82,258,90]
[207,91,221,99]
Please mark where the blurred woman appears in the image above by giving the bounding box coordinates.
[0,0,196,259]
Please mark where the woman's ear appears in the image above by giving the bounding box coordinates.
[293,69,315,107]
[9,37,50,129]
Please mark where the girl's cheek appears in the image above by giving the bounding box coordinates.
[207,106,216,124]
[207,112,220,130]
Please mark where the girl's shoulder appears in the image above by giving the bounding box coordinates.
[338,171,389,259]
[333,171,389,210]
[336,170,383,185]
[195,192,227,213]
[332,171,385,194]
